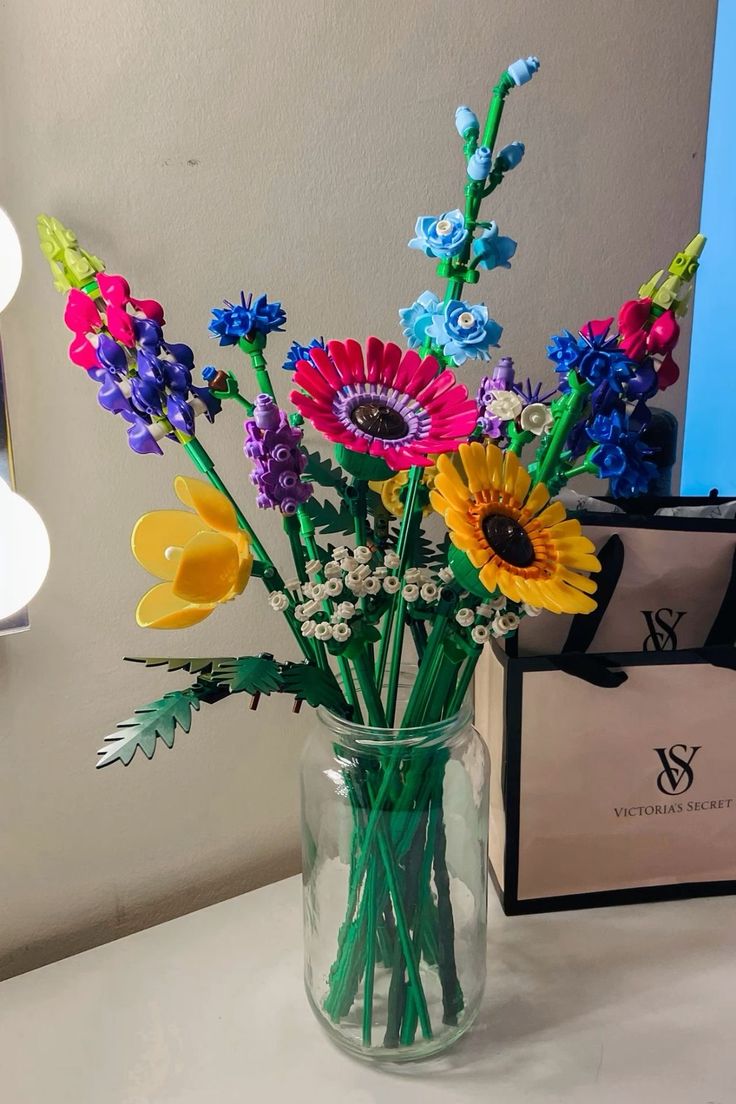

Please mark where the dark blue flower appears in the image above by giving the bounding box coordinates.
[546,320,633,394]
[190,385,222,423]
[96,333,128,378]
[282,337,327,372]
[136,348,165,386]
[130,377,165,417]
[132,317,163,351]
[209,292,286,345]
[587,409,657,497]
[513,377,558,407]
[166,393,195,436]
[163,359,192,394]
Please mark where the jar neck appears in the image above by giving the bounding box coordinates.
[316,702,473,755]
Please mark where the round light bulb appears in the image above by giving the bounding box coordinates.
[0,209,22,313]
[0,479,50,619]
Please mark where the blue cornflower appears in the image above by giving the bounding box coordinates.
[513,377,558,406]
[209,292,286,346]
[399,290,442,349]
[586,408,657,497]
[427,299,502,365]
[282,337,327,371]
[546,320,633,393]
[472,223,517,270]
[409,209,468,259]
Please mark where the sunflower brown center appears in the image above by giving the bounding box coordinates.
[350,401,408,440]
[482,513,535,568]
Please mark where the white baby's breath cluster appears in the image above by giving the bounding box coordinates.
[455,596,543,644]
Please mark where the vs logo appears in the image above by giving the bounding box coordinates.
[641,607,686,651]
[654,745,700,795]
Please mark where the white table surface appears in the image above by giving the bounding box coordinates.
[1,876,735,1104]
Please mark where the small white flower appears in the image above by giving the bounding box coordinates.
[342,556,358,574]
[494,611,520,636]
[488,391,523,421]
[301,598,321,616]
[333,546,349,561]
[315,622,333,640]
[310,583,326,601]
[471,625,489,645]
[382,576,400,594]
[522,602,543,617]
[332,622,351,643]
[455,607,475,627]
[294,603,310,622]
[354,545,372,564]
[520,402,553,436]
[268,591,289,612]
[384,551,400,569]
[420,582,439,602]
[373,566,388,578]
[363,576,381,595]
[302,582,316,599]
[402,584,420,602]
[355,563,371,580]
[325,578,343,598]
[305,558,322,577]
[438,566,454,583]
[337,601,356,619]
[324,561,342,579]
[404,567,422,585]
[300,620,317,637]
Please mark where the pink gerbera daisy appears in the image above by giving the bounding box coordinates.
[290,337,477,471]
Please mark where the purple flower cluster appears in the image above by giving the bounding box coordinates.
[476,356,516,438]
[92,319,220,456]
[209,292,286,346]
[244,394,312,514]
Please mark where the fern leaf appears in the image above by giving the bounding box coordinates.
[303,451,348,493]
[280,663,352,717]
[211,654,283,695]
[303,496,355,536]
[97,689,202,769]
[125,657,231,675]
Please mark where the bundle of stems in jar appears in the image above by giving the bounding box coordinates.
[38,53,703,1047]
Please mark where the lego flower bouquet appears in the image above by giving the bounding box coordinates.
[40,54,702,1059]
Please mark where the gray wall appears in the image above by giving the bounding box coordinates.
[0,0,715,977]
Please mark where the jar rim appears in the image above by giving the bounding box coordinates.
[316,701,473,751]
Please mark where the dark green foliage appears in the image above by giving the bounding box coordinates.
[303,496,356,536]
[280,663,352,717]
[125,657,229,675]
[303,450,348,495]
[210,654,284,695]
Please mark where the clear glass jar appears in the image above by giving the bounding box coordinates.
[301,701,490,1062]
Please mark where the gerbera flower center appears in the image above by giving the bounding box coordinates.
[481,512,536,568]
[350,401,410,441]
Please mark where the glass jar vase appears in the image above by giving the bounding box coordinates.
[301,701,490,1062]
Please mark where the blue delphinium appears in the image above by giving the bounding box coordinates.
[427,299,502,364]
[546,320,633,393]
[282,337,327,371]
[409,209,468,259]
[472,222,517,270]
[399,290,442,349]
[586,409,657,497]
[209,291,286,346]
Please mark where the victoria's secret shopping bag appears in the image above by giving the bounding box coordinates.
[475,507,736,914]
[514,498,736,658]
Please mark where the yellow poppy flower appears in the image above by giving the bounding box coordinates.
[132,476,253,629]
[368,461,439,517]
[430,442,601,614]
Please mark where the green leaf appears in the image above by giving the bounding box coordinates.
[97,688,203,769]
[280,663,352,717]
[125,657,231,675]
[211,654,283,695]
[303,451,348,494]
[303,496,355,536]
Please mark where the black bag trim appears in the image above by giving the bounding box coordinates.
[561,533,625,656]
[704,546,736,649]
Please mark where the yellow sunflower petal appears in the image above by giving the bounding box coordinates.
[131,510,207,580]
[458,442,487,494]
[496,568,524,603]
[429,489,451,517]
[522,578,564,613]
[503,451,520,498]
[174,476,239,535]
[484,442,503,492]
[557,565,598,594]
[546,518,585,541]
[436,457,472,503]
[433,471,470,512]
[520,482,550,520]
[445,508,477,539]
[513,464,532,505]
[558,551,602,572]
[173,531,240,604]
[135,582,215,629]
[466,543,492,568]
[546,580,598,614]
[532,500,567,530]
[479,560,498,592]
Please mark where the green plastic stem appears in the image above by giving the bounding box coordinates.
[532,376,592,489]
[481,71,515,153]
[361,859,378,1047]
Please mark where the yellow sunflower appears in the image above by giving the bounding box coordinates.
[132,476,253,629]
[430,442,600,614]
[368,461,439,517]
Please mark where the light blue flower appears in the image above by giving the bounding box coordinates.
[399,291,442,349]
[467,146,491,182]
[455,105,479,137]
[409,209,468,259]
[472,223,517,270]
[427,299,502,365]
[497,141,525,170]
[507,56,540,86]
